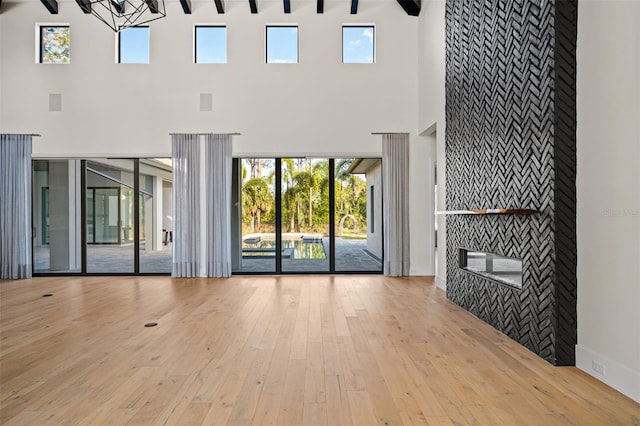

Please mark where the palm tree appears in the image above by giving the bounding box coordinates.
[289,159,329,230]
[242,178,273,232]
[281,159,297,231]
[294,169,315,228]
[335,159,355,215]
[246,159,259,179]
[312,160,330,229]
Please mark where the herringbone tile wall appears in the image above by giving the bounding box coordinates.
[444,0,577,365]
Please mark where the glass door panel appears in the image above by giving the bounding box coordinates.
[86,159,135,273]
[32,160,82,273]
[139,159,173,273]
[281,158,330,273]
[334,159,382,272]
[233,158,276,273]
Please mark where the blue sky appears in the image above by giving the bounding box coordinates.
[119,27,149,63]
[343,26,374,63]
[196,26,227,63]
[118,25,374,64]
[267,26,298,63]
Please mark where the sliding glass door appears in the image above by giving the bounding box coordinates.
[281,158,330,272]
[33,156,379,276]
[232,157,382,274]
[233,159,276,273]
[334,158,382,272]
[33,158,173,275]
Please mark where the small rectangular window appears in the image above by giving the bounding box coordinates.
[343,26,374,64]
[118,27,150,64]
[39,26,70,64]
[266,26,298,64]
[195,26,227,63]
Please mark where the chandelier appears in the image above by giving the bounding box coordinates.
[87,0,166,32]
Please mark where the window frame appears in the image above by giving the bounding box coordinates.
[342,24,376,64]
[265,25,299,64]
[370,185,375,233]
[37,24,70,64]
[194,25,228,64]
[117,26,150,64]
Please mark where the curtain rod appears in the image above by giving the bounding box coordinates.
[370,132,410,135]
[1,133,42,136]
[169,132,241,136]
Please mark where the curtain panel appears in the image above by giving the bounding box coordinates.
[171,134,233,278]
[205,134,232,277]
[382,133,411,276]
[171,134,202,277]
[1,135,33,279]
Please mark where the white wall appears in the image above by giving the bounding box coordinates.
[417,0,445,285]
[0,0,417,158]
[0,0,440,275]
[576,0,640,403]
[409,133,435,275]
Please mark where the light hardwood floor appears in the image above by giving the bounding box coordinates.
[1,276,638,425]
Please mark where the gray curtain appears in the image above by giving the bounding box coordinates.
[171,134,201,277]
[1,135,33,279]
[382,133,410,276]
[205,134,232,277]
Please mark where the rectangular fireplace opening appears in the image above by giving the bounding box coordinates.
[459,248,522,288]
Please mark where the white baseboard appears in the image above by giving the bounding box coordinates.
[435,275,446,291]
[575,344,640,403]
[410,265,435,276]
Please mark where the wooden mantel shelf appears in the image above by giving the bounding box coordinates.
[436,209,535,215]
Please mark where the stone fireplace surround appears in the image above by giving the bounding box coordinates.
[444,0,577,365]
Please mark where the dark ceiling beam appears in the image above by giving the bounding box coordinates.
[396,0,420,16]
[179,0,192,13]
[283,0,290,13]
[350,0,357,14]
[317,0,323,13]
[249,0,257,13]
[214,0,224,13]
[75,0,91,13]
[40,0,58,14]
[144,0,159,13]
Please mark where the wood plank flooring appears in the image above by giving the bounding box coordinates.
[1,275,638,425]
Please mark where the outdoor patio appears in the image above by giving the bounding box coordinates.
[33,237,381,274]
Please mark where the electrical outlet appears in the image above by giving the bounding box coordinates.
[592,360,606,375]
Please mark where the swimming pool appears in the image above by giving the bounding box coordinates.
[242,234,326,259]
